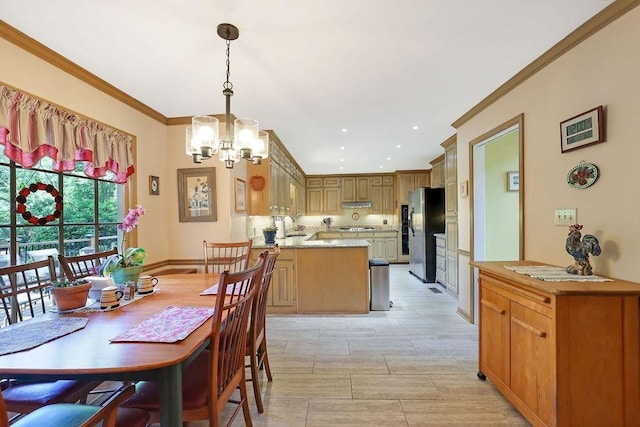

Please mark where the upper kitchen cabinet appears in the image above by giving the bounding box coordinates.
[341,176,371,202]
[396,170,431,206]
[371,174,395,214]
[306,176,342,214]
[247,131,306,216]
[430,155,445,188]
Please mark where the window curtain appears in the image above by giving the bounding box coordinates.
[0,85,134,183]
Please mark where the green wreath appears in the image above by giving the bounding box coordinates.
[15,182,63,225]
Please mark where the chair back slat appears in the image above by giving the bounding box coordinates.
[58,248,118,280]
[203,240,252,274]
[250,245,280,346]
[210,253,266,403]
[0,256,56,325]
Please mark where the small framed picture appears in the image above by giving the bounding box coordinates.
[235,177,246,213]
[459,180,468,198]
[560,105,605,153]
[149,176,160,195]
[507,171,519,192]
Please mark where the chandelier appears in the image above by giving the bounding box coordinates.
[185,23,268,168]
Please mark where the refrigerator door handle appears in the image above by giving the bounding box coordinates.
[409,209,415,236]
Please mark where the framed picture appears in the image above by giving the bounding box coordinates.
[235,178,246,212]
[507,171,519,192]
[149,175,160,195]
[560,105,605,153]
[177,167,217,222]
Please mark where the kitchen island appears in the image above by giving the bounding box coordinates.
[252,234,370,313]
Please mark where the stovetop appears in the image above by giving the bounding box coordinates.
[339,226,375,231]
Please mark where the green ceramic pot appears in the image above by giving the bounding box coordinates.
[110,265,143,285]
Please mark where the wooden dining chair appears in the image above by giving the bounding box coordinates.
[246,244,280,413]
[122,252,268,426]
[58,248,118,281]
[203,240,252,273]
[0,257,100,416]
[0,383,148,427]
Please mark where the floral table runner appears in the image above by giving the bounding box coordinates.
[110,305,215,343]
[504,265,612,282]
[0,318,89,356]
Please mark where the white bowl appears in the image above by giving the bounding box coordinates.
[86,276,113,300]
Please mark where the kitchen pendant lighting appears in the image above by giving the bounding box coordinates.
[185,23,267,168]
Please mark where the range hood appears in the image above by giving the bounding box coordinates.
[341,201,372,209]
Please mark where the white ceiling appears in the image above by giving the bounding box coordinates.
[0,0,612,175]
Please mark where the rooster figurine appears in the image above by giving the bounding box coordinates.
[565,224,601,275]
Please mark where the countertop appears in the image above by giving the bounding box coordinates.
[252,234,370,249]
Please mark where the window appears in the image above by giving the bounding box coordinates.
[0,146,125,268]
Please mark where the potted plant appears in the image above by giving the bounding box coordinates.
[100,205,147,285]
[263,226,278,244]
[49,278,91,311]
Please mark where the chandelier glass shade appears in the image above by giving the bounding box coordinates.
[184,23,267,168]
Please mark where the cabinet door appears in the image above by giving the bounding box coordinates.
[323,187,342,214]
[382,185,394,213]
[297,182,306,215]
[341,177,356,202]
[414,172,429,188]
[479,284,511,387]
[323,177,341,187]
[270,259,295,307]
[397,173,414,205]
[356,176,371,201]
[307,177,323,188]
[370,186,383,213]
[510,302,553,425]
[372,239,386,259]
[306,188,323,214]
[270,162,280,214]
[384,238,398,261]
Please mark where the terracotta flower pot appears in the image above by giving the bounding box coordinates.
[51,283,91,311]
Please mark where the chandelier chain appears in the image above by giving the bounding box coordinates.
[224,38,233,91]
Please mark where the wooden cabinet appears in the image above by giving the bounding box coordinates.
[323,186,341,214]
[396,171,430,206]
[251,249,296,313]
[306,187,323,215]
[473,261,640,427]
[441,136,458,294]
[342,176,371,202]
[434,233,446,285]
[371,175,394,214]
[430,155,445,188]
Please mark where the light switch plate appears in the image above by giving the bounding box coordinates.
[555,209,577,226]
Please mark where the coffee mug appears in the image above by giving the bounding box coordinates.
[137,275,158,294]
[100,285,124,309]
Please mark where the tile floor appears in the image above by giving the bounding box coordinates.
[202,264,530,426]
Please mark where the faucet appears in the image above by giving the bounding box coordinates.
[285,215,296,224]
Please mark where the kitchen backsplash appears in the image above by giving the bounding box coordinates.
[247,213,398,237]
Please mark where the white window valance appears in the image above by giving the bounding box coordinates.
[0,85,134,183]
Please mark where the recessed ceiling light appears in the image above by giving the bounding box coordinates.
[341,128,348,133]
[396,144,401,148]
[340,158,344,162]
[412,125,419,130]
[340,146,345,150]
[379,165,383,169]
[386,157,391,160]
[339,166,344,170]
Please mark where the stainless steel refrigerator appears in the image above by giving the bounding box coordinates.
[409,187,445,283]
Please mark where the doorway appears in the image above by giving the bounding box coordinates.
[469,114,524,323]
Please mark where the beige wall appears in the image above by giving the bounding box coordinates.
[456,6,640,317]
[1,37,245,265]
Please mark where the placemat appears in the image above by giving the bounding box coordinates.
[200,280,247,296]
[504,265,613,282]
[0,318,89,356]
[110,305,215,343]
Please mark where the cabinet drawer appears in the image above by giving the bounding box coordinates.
[436,246,445,257]
[436,256,446,271]
[436,270,446,284]
[435,237,446,248]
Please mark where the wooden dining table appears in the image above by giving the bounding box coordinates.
[0,273,220,427]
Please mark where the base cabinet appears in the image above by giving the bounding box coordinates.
[475,261,640,427]
[251,249,296,313]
